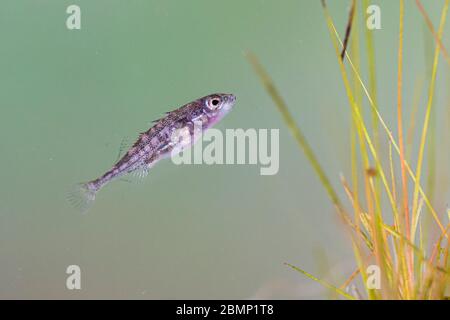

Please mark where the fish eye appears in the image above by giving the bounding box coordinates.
[207,97,221,110]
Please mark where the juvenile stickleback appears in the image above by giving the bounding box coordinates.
[68,93,236,212]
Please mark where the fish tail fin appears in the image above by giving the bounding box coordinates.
[67,181,98,214]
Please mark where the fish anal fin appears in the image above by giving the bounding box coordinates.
[119,165,149,184]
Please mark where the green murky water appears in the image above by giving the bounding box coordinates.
[0,1,448,299]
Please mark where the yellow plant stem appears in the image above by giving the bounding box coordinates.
[363,0,382,208]
[397,0,414,297]
[245,52,343,213]
[411,0,449,244]
[285,263,356,300]
[246,52,373,250]
[332,17,448,241]
[415,0,450,67]
[322,3,394,298]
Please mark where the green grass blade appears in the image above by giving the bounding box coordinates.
[245,52,344,213]
[285,263,356,300]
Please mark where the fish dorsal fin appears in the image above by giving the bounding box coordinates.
[116,132,147,162]
[116,136,132,161]
[152,111,171,124]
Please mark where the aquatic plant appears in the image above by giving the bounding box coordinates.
[247,0,449,299]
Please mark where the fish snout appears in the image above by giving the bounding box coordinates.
[225,94,236,105]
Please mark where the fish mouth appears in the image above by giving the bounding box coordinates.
[227,94,236,103]
[223,96,236,114]
[223,94,236,108]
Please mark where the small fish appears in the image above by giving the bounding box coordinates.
[68,93,236,213]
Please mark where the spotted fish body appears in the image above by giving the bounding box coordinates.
[68,93,236,212]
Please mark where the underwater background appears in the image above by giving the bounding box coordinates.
[0,0,448,299]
